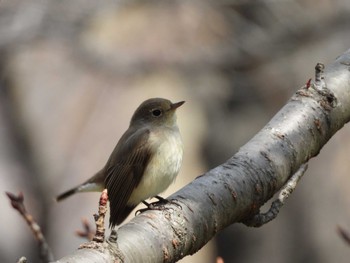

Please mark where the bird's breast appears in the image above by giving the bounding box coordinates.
[128,128,183,205]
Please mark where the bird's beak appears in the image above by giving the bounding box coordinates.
[171,101,185,110]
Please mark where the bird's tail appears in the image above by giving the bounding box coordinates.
[56,170,105,202]
[56,186,79,202]
[56,181,104,202]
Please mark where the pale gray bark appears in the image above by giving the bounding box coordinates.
[54,48,350,263]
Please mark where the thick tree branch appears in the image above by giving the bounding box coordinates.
[55,49,350,263]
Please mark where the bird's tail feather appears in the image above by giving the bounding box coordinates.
[56,187,78,202]
[56,182,103,202]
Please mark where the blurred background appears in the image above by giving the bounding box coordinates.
[1,0,350,262]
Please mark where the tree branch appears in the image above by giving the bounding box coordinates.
[54,48,350,263]
[6,192,54,263]
[337,225,350,246]
[243,163,308,227]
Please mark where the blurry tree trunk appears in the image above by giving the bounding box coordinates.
[54,49,350,263]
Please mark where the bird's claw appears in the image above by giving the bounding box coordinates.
[134,196,182,216]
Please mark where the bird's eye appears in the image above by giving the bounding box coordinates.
[152,109,162,117]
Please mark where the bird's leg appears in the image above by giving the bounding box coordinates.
[154,195,182,209]
[135,196,182,216]
[134,201,151,215]
[154,195,167,203]
[135,203,147,215]
[135,200,161,215]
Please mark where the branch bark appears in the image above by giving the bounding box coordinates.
[54,49,350,263]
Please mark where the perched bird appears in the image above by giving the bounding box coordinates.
[56,98,184,227]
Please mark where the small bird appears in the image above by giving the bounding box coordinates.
[56,98,184,228]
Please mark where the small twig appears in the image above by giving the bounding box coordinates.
[92,189,108,243]
[77,192,125,261]
[78,189,109,249]
[6,192,54,263]
[337,225,350,246]
[76,218,95,241]
[243,163,308,227]
[314,63,326,90]
[311,62,337,109]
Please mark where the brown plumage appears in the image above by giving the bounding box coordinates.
[56,98,184,228]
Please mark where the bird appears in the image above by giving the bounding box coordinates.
[56,98,184,228]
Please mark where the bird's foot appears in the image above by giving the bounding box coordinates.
[135,196,182,215]
[149,195,183,210]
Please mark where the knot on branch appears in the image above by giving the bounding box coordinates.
[297,62,337,110]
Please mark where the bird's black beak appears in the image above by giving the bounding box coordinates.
[171,101,185,110]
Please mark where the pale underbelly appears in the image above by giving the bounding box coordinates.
[128,137,183,204]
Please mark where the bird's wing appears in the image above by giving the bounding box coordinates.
[104,127,152,227]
